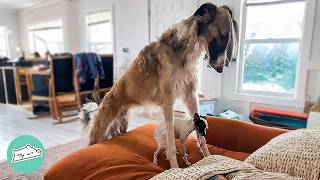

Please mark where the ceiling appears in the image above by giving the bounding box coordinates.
[0,0,50,9]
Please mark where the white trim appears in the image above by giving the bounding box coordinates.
[234,0,316,107]
[308,61,320,70]
[244,38,301,44]
[226,91,305,108]
[296,0,317,100]
[21,0,63,11]
[247,0,305,6]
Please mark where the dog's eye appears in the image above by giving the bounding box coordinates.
[219,30,229,39]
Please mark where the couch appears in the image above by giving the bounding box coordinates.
[44,117,287,180]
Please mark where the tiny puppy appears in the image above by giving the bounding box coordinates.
[153,113,209,166]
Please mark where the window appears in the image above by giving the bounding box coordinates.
[0,26,9,58]
[238,0,306,97]
[29,26,64,56]
[86,10,113,54]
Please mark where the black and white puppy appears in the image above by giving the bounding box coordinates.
[153,113,209,166]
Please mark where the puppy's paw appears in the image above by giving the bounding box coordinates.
[204,152,211,157]
[185,161,192,166]
[153,159,158,165]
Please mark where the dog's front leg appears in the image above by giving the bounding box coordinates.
[179,138,191,166]
[184,92,210,157]
[161,102,179,168]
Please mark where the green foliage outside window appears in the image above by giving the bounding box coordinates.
[243,43,298,93]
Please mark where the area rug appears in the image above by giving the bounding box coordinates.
[0,139,86,180]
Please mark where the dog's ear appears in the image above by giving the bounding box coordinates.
[221,5,233,18]
[194,3,217,23]
[221,5,238,64]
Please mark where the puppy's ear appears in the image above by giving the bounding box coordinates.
[193,113,200,122]
[194,3,217,23]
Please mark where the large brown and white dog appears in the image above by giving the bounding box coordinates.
[87,3,237,168]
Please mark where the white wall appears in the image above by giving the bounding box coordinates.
[0,8,20,58]
[309,0,320,64]
[306,0,320,102]
[18,0,149,78]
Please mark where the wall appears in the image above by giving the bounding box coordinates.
[18,0,149,78]
[306,0,320,102]
[0,8,20,58]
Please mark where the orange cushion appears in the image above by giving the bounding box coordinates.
[45,124,250,180]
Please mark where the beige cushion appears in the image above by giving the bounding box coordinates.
[245,129,320,180]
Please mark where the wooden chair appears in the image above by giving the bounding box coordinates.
[49,55,81,122]
[31,55,80,122]
[98,54,113,94]
[30,71,53,117]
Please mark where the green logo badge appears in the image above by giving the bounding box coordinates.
[7,135,45,174]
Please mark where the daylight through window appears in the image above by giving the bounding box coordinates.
[87,10,113,54]
[239,0,306,96]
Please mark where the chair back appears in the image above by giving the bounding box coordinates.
[32,74,50,96]
[99,55,113,89]
[51,55,74,94]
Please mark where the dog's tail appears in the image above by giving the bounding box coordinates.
[79,102,99,133]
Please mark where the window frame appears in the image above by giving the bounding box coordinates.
[235,0,316,102]
[86,9,113,54]
[28,26,64,55]
[0,26,10,58]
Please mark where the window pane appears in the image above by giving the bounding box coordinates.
[0,50,6,57]
[245,2,305,39]
[242,43,299,94]
[30,28,64,55]
[88,22,112,43]
[87,11,111,24]
[0,37,5,50]
[0,27,8,57]
[87,11,113,54]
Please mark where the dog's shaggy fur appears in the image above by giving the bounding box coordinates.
[87,3,237,168]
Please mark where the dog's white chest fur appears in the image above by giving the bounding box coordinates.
[172,62,200,96]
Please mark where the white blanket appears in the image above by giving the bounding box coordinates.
[150,155,302,180]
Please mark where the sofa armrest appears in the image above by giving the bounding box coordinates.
[205,116,288,153]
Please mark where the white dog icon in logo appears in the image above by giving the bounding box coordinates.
[11,144,42,163]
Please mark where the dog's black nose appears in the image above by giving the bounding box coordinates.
[215,67,223,73]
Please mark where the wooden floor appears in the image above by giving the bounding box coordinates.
[0,103,156,160]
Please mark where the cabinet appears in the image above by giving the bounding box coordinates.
[0,67,17,104]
